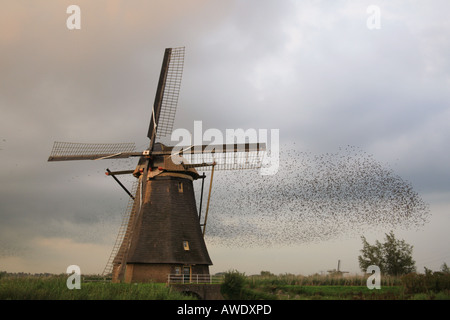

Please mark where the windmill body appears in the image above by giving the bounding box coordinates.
[112,145,212,283]
[48,47,265,283]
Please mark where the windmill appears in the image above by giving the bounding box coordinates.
[327,260,349,277]
[48,47,266,283]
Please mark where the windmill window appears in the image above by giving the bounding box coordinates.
[178,182,183,193]
[183,240,190,251]
[174,267,181,275]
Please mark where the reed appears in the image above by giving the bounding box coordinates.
[0,274,194,300]
[248,273,402,287]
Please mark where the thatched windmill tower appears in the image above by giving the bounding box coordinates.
[48,47,266,283]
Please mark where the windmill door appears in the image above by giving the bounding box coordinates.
[183,266,191,283]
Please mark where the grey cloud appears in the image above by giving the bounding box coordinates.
[1,1,449,273]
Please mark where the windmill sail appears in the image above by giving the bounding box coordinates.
[107,177,143,280]
[160,142,267,171]
[182,149,266,171]
[148,47,185,149]
[48,141,139,161]
[102,178,140,276]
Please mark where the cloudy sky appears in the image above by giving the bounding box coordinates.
[1,0,449,276]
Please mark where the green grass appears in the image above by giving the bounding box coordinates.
[269,285,406,300]
[2,272,449,300]
[0,275,195,300]
[223,271,450,300]
[247,273,403,287]
[244,283,450,300]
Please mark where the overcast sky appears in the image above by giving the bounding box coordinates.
[1,0,449,276]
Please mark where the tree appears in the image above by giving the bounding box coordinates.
[441,262,450,274]
[358,231,416,276]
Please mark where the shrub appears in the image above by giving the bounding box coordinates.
[401,271,450,294]
[221,270,246,299]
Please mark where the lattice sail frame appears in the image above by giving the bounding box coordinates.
[102,178,141,276]
[48,141,137,161]
[156,47,185,139]
[170,143,267,171]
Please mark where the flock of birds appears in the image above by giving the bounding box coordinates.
[199,144,430,247]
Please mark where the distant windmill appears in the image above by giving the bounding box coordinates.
[327,260,349,277]
[48,47,266,283]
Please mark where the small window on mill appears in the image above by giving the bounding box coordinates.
[183,240,189,251]
[178,182,183,193]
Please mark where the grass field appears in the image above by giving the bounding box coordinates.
[0,275,194,300]
[223,271,450,300]
[0,272,449,300]
[243,283,447,300]
[250,284,404,300]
